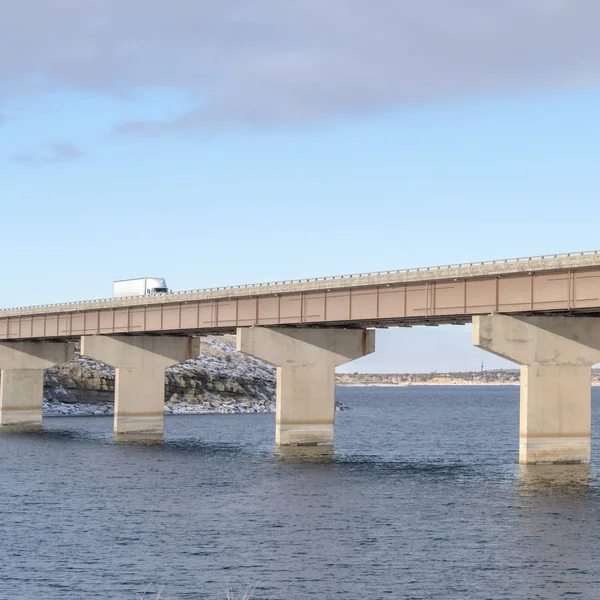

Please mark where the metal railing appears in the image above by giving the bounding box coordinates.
[1,250,598,313]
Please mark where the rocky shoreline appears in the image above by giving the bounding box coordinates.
[39,336,346,417]
[41,336,277,417]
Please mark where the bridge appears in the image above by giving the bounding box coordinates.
[2,250,600,464]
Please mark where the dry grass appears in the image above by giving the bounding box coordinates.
[138,581,283,600]
[226,582,258,600]
[136,588,253,600]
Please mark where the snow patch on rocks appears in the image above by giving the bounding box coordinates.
[40,336,347,417]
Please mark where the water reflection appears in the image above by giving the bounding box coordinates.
[0,424,44,434]
[3,387,600,599]
[512,464,598,598]
[517,464,593,495]
[274,445,335,463]
[113,432,164,445]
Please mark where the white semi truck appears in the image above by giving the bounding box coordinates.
[113,278,169,298]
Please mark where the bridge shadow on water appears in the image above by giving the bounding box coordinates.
[271,445,479,484]
[0,424,107,444]
[11,422,597,493]
[0,422,481,483]
[109,436,482,486]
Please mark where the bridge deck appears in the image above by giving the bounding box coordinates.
[2,251,600,340]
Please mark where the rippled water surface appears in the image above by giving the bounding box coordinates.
[2,386,600,599]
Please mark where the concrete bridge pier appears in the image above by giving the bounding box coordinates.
[473,314,600,464]
[81,335,200,436]
[237,327,375,446]
[0,341,74,427]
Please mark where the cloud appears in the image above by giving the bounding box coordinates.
[2,1,600,133]
[10,142,84,164]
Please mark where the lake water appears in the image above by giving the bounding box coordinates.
[2,386,600,600]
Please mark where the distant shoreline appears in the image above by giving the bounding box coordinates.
[336,368,600,388]
[337,381,600,387]
[336,381,519,387]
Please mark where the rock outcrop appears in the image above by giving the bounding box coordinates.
[38,336,279,416]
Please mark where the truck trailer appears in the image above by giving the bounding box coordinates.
[113,278,169,298]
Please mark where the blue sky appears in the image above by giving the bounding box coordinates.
[2,2,599,372]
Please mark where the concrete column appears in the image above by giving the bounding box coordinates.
[0,342,74,426]
[473,314,600,464]
[80,335,199,435]
[237,327,375,446]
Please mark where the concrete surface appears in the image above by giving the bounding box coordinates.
[473,314,600,464]
[237,327,375,446]
[81,335,200,435]
[0,341,73,426]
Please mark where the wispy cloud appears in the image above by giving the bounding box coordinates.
[10,142,84,165]
[2,1,600,134]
